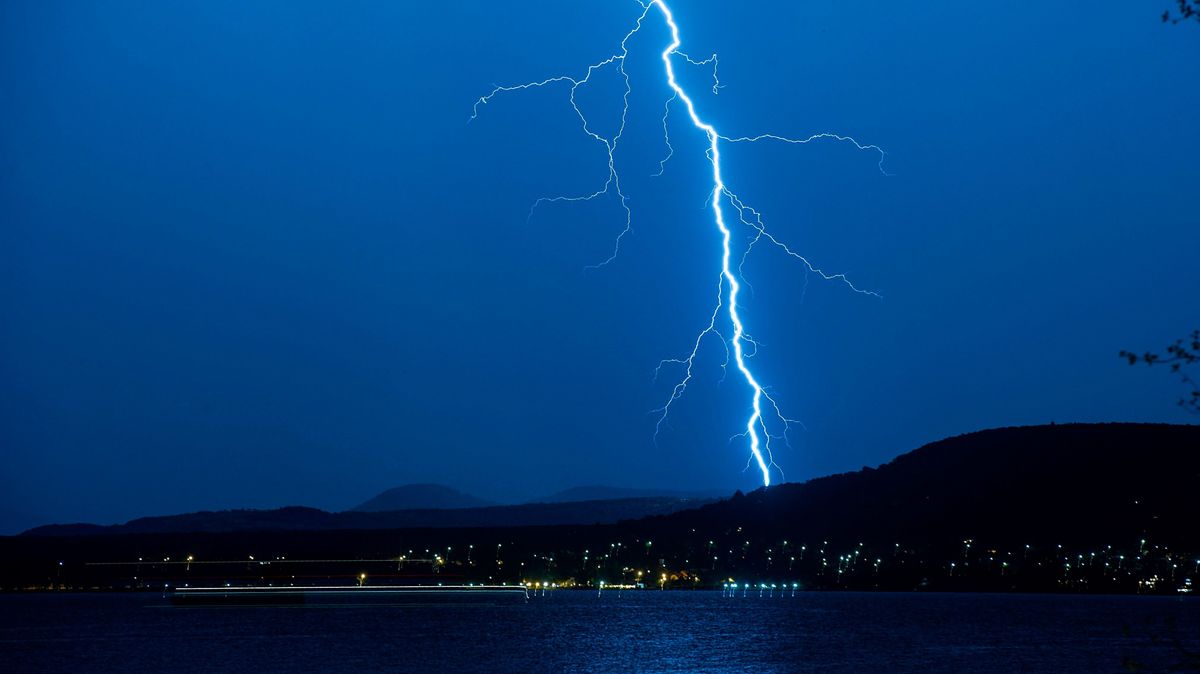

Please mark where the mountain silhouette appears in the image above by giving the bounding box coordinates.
[11,422,1198,597]
[20,423,1197,542]
[21,497,716,536]
[531,485,726,504]
[352,484,494,512]
[637,422,1200,547]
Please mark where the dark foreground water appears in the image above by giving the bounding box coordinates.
[2,591,1198,672]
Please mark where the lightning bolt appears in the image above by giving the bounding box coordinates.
[471,1,884,487]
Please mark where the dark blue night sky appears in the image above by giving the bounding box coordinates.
[2,1,1197,533]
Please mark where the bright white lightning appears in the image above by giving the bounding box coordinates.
[471,0,884,487]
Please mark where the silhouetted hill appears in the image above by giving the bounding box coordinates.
[23,423,1197,543]
[533,486,727,503]
[6,423,1198,594]
[22,498,715,536]
[352,484,494,512]
[641,422,1200,546]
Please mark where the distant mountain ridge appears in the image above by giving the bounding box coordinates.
[8,423,1199,595]
[23,480,725,536]
[352,484,494,512]
[532,485,726,504]
[20,423,1199,545]
[22,497,719,536]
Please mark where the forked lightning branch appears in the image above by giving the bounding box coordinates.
[471,0,884,487]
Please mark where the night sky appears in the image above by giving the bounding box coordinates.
[2,1,1197,533]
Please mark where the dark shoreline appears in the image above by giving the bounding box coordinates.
[7,424,1197,596]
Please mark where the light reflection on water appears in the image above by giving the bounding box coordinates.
[1,591,1197,672]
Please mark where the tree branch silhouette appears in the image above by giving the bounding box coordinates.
[1163,0,1200,24]
[1121,330,1200,414]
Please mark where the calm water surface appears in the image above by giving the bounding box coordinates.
[1,591,1197,672]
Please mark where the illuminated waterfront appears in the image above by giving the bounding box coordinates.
[12,533,1196,596]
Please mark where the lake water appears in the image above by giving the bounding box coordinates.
[2,591,1197,672]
